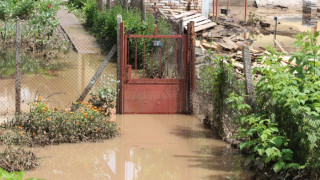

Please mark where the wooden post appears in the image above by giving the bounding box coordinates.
[215,0,218,20]
[15,19,21,115]
[124,0,128,11]
[107,0,111,9]
[187,22,196,114]
[242,45,257,113]
[142,0,146,21]
[245,0,248,22]
[97,0,103,11]
[116,15,122,114]
[212,0,215,20]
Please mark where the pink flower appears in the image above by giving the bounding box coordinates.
[48,5,52,8]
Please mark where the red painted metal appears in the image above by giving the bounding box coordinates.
[159,47,162,78]
[174,39,178,76]
[143,40,146,74]
[216,0,218,20]
[127,35,184,39]
[120,22,192,114]
[166,43,169,76]
[212,0,215,20]
[135,39,138,70]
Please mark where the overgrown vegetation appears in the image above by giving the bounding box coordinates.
[1,95,118,147]
[197,51,245,138]
[198,32,320,178]
[0,166,40,180]
[0,146,37,173]
[82,1,175,77]
[0,0,71,58]
[0,86,119,172]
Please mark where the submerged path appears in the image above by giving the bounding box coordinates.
[56,8,100,54]
[25,115,252,179]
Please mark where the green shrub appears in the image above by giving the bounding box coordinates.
[68,0,86,9]
[227,31,320,177]
[0,146,38,173]
[200,31,320,177]
[1,96,119,146]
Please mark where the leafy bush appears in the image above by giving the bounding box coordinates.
[89,86,116,116]
[1,97,119,147]
[0,146,37,173]
[199,31,320,178]
[226,31,320,178]
[83,3,173,50]
[197,51,245,137]
[68,0,86,9]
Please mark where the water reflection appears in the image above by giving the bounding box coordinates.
[25,115,252,180]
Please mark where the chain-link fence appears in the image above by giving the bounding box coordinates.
[192,51,246,141]
[0,21,118,120]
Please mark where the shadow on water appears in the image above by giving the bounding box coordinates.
[170,125,216,139]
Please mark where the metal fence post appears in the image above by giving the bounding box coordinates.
[142,0,146,21]
[117,15,122,114]
[15,19,21,115]
[242,45,257,113]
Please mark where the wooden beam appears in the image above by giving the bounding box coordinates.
[183,16,207,26]
[195,20,212,27]
[173,11,197,19]
[182,14,202,21]
[194,22,217,32]
[223,37,240,50]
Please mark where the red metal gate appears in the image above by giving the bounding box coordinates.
[119,22,195,114]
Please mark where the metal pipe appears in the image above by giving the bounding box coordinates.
[212,0,215,20]
[215,0,218,20]
[227,0,230,16]
[135,40,138,70]
[245,0,248,22]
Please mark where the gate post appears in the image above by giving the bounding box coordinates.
[117,22,125,114]
[187,21,196,114]
[117,15,122,114]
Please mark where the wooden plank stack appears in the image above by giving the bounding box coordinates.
[157,9,217,32]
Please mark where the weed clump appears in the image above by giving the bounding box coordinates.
[1,87,119,146]
[0,146,37,172]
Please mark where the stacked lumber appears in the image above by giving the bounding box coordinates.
[157,9,217,32]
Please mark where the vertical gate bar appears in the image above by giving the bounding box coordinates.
[120,22,125,114]
[143,40,146,75]
[184,35,188,113]
[159,46,162,78]
[127,38,129,65]
[151,48,154,76]
[135,39,138,71]
[166,41,169,76]
[174,39,178,77]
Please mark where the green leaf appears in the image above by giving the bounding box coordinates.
[285,163,300,170]
[240,140,254,150]
[270,136,283,148]
[273,161,285,173]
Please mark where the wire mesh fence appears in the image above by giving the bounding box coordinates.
[0,21,118,120]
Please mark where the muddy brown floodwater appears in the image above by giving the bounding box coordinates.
[0,50,117,121]
[25,114,252,180]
